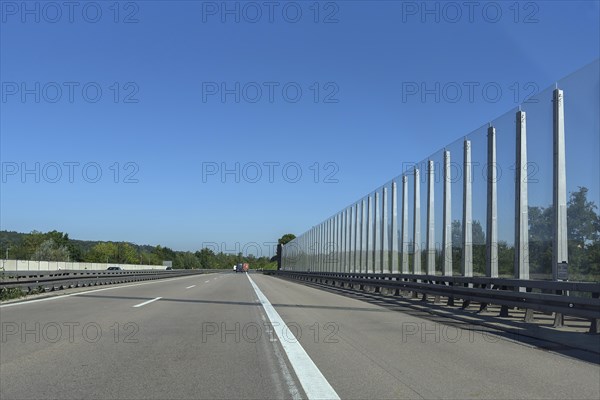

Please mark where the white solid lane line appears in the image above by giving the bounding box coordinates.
[186,285,196,289]
[246,274,340,400]
[132,297,162,308]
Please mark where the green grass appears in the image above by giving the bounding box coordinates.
[0,287,25,301]
[260,261,279,271]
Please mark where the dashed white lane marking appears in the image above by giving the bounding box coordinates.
[246,274,340,400]
[0,275,198,308]
[186,285,196,289]
[205,280,210,283]
[133,297,162,308]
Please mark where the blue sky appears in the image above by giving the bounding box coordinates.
[1,1,599,255]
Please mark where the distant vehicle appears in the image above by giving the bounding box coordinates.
[235,263,249,273]
[166,266,173,270]
[107,266,122,271]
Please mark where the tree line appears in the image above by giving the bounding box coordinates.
[428,187,599,279]
[0,231,293,270]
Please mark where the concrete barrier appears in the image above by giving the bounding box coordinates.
[0,259,166,271]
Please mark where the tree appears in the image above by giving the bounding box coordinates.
[195,248,216,269]
[116,243,139,264]
[276,233,296,269]
[86,242,118,263]
[567,187,600,276]
[451,220,485,274]
[568,187,600,245]
[174,251,201,269]
[527,204,553,275]
[31,239,70,261]
[152,245,176,263]
[527,187,600,278]
[278,234,296,245]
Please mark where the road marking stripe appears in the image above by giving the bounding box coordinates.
[0,275,198,308]
[205,280,210,283]
[246,274,340,400]
[133,297,162,308]
[186,285,196,289]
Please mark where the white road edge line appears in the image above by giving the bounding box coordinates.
[186,285,196,289]
[0,275,197,308]
[246,274,340,400]
[133,297,162,308]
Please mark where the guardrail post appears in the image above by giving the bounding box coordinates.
[426,160,435,276]
[401,176,410,274]
[382,187,390,274]
[391,181,399,273]
[553,88,568,328]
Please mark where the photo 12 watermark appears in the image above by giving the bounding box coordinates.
[1,162,140,184]
[200,1,340,24]
[400,1,540,24]
[400,322,506,344]
[400,160,540,185]
[1,321,140,344]
[201,162,339,184]
[1,1,140,24]
[201,81,340,104]
[400,81,540,104]
[1,82,140,104]
[200,321,340,344]
[201,242,279,258]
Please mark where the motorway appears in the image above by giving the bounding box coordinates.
[1,272,599,400]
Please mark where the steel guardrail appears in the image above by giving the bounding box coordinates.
[268,270,600,333]
[0,269,228,295]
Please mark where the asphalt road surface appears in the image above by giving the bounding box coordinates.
[1,272,599,399]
